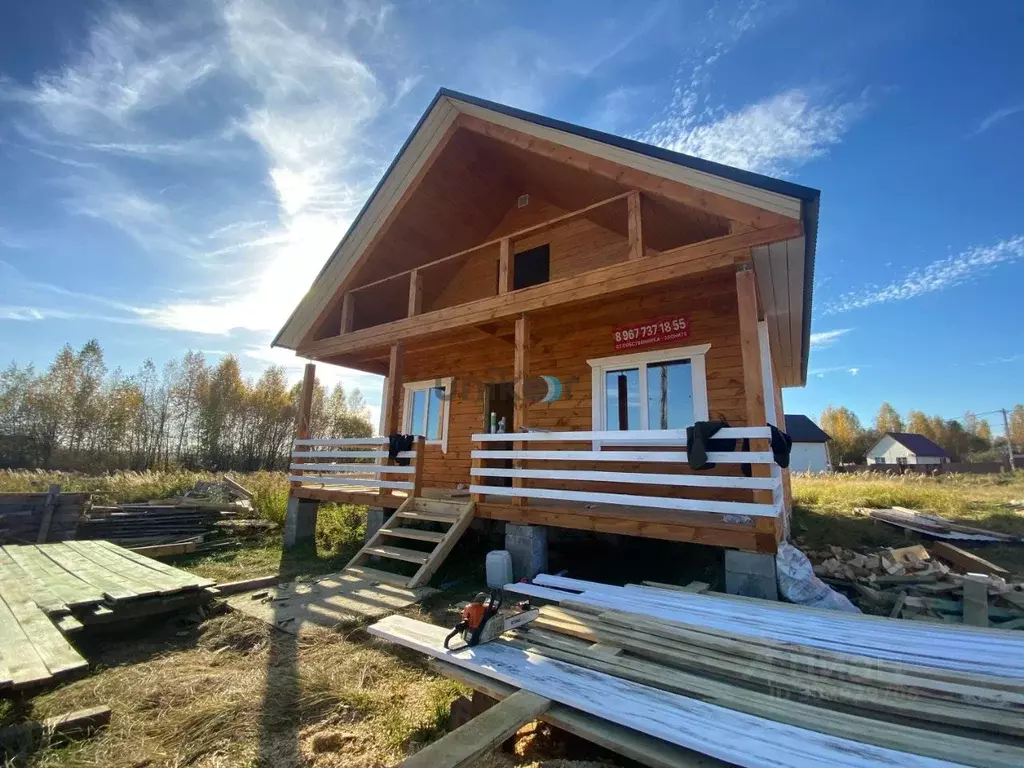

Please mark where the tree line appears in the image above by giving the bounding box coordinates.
[0,340,375,472]
[819,401,1024,464]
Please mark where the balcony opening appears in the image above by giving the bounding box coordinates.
[513,244,550,289]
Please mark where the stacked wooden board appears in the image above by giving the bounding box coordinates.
[0,488,87,544]
[0,541,216,690]
[371,574,1024,768]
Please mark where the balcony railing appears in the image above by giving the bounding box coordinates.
[289,436,425,496]
[469,428,783,518]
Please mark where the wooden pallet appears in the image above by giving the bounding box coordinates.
[344,497,474,588]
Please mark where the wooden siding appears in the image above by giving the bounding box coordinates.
[398,272,751,498]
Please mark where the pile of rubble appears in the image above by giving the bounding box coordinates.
[811,543,1024,628]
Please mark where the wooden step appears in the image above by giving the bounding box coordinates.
[380,528,446,543]
[413,498,472,515]
[363,545,430,565]
[396,509,459,524]
[345,566,412,588]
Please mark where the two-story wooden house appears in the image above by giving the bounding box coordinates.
[274,89,819,586]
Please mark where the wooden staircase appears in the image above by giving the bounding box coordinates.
[344,497,475,588]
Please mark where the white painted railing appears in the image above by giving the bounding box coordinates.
[289,436,424,494]
[470,428,783,518]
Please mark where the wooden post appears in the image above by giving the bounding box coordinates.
[340,292,355,334]
[408,269,423,317]
[290,363,316,489]
[513,314,530,506]
[627,190,644,260]
[471,437,485,504]
[736,264,772,507]
[412,435,426,497]
[36,483,60,543]
[498,237,513,294]
[381,343,405,496]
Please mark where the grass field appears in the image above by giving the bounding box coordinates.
[2,469,1023,766]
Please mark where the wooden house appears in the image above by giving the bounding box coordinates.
[274,89,820,578]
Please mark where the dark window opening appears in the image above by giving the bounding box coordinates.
[513,244,550,290]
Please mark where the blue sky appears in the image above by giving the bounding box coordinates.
[1,0,1022,433]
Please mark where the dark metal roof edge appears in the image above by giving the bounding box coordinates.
[799,196,819,385]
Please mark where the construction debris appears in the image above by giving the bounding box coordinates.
[78,476,271,552]
[863,506,1022,543]
[809,543,1024,626]
[0,486,88,544]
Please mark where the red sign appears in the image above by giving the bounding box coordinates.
[613,314,690,351]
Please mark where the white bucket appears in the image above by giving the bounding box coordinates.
[486,550,514,589]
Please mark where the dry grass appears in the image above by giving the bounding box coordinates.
[19,612,465,768]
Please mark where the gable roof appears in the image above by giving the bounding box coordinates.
[877,432,950,458]
[784,414,830,443]
[273,88,820,385]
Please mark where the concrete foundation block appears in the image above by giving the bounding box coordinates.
[505,523,548,580]
[283,497,319,548]
[365,507,391,543]
[725,549,778,600]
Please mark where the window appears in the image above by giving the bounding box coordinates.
[402,377,453,452]
[588,344,710,432]
[513,244,550,289]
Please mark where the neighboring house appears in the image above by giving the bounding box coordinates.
[275,88,820,559]
[784,414,831,472]
[866,433,951,466]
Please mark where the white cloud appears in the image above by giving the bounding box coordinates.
[971,104,1024,136]
[809,328,853,350]
[26,11,217,137]
[826,235,1024,314]
[640,88,866,175]
[809,365,863,379]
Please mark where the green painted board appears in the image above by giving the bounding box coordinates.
[2,593,86,679]
[64,540,187,595]
[1,545,103,608]
[0,593,51,688]
[39,544,139,602]
[0,548,66,614]
[91,540,214,588]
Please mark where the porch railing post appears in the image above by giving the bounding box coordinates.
[513,313,530,506]
[291,362,316,490]
[412,435,426,498]
[381,343,405,497]
[471,437,485,504]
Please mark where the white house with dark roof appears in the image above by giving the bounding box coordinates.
[866,433,951,466]
[784,414,831,472]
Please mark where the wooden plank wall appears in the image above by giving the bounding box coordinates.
[399,270,751,502]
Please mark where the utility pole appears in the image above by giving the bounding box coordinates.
[1001,408,1014,471]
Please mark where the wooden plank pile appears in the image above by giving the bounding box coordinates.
[812,542,1024,627]
[0,486,87,544]
[0,541,216,690]
[79,476,272,549]
[864,506,1022,543]
[371,573,1024,768]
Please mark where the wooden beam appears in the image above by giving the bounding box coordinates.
[0,706,110,751]
[299,220,801,359]
[736,266,766,428]
[340,292,355,334]
[498,237,513,294]
[458,113,794,230]
[35,483,60,544]
[400,689,550,768]
[962,574,990,628]
[627,190,644,260]
[408,269,423,317]
[930,542,1010,577]
[411,435,426,497]
[291,363,316,490]
[383,343,405,436]
[736,265,771,504]
[513,314,530,506]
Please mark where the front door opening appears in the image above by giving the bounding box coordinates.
[483,382,516,487]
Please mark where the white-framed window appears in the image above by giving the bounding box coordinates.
[588,344,710,432]
[402,377,453,452]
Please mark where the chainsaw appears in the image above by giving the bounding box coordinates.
[443,591,539,649]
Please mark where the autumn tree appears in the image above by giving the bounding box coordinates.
[874,402,903,434]
[820,405,863,463]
